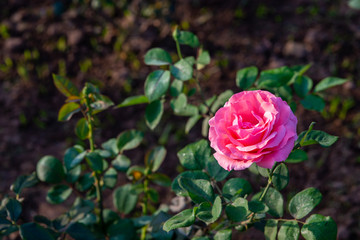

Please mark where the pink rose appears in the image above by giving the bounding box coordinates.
[208,90,298,171]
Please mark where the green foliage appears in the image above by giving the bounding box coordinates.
[272,164,289,190]
[177,139,211,170]
[36,156,65,184]
[1,26,343,240]
[113,184,138,214]
[163,208,196,232]
[116,95,149,108]
[288,188,322,219]
[144,48,172,66]
[53,74,79,97]
[236,66,258,90]
[301,214,337,240]
[46,185,72,204]
[170,59,193,81]
[144,70,170,102]
[145,100,164,130]
[278,221,300,240]
[117,129,144,152]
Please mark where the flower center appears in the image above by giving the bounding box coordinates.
[241,122,253,129]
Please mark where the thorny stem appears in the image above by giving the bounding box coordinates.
[84,89,105,234]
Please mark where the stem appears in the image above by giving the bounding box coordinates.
[175,39,183,59]
[140,178,149,240]
[84,89,105,234]
[259,177,272,202]
[248,166,276,223]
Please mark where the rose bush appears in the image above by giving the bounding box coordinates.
[209,90,298,171]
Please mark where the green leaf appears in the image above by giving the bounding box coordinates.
[289,187,322,219]
[145,146,167,172]
[170,59,193,81]
[144,70,171,102]
[10,173,38,195]
[53,74,79,97]
[163,208,196,232]
[179,177,214,204]
[177,139,211,170]
[148,173,172,187]
[278,221,300,240]
[145,100,163,130]
[225,197,249,222]
[0,217,12,231]
[90,94,114,113]
[184,56,196,66]
[185,114,201,134]
[300,95,325,112]
[171,170,210,196]
[264,219,278,240]
[36,156,65,184]
[349,0,360,9]
[58,102,80,121]
[5,198,22,221]
[222,178,252,200]
[255,187,283,218]
[68,198,94,222]
[169,79,184,97]
[85,152,103,173]
[294,75,313,98]
[314,77,347,92]
[248,200,269,214]
[206,155,230,181]
[236,66,258,90]
[75,118,90,140]
[257,66,294,88]
[301,214,337,240]
[144,48,172,66]
[197,50,210,70]
[116,95,149,108]
[75,173,94,192]
[210,90,233,113]
[66,222,96,240]
[104,167,117,188]
[64,146,86,170]
[113,184,138,214]
[272,163,289,190]
[196,195,222,223]
[111,154,131,172]
[177,31,200,48]
[171,93,187,112]
[297,130,338,147]
[101,138,118,156]
[214,229,232,240]
[175,104,199,116]
[202,116,210,137]
[66,165,81,183]
[20,222,55,240]
[286,149,308,163]
[46,185,72,204]
[290,63,312,76]
[108,219,135,239]
[117,129,144,152]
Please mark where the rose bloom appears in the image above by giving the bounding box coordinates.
[208,90,298,171]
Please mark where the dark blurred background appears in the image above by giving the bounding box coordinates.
[1,0,360,239]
